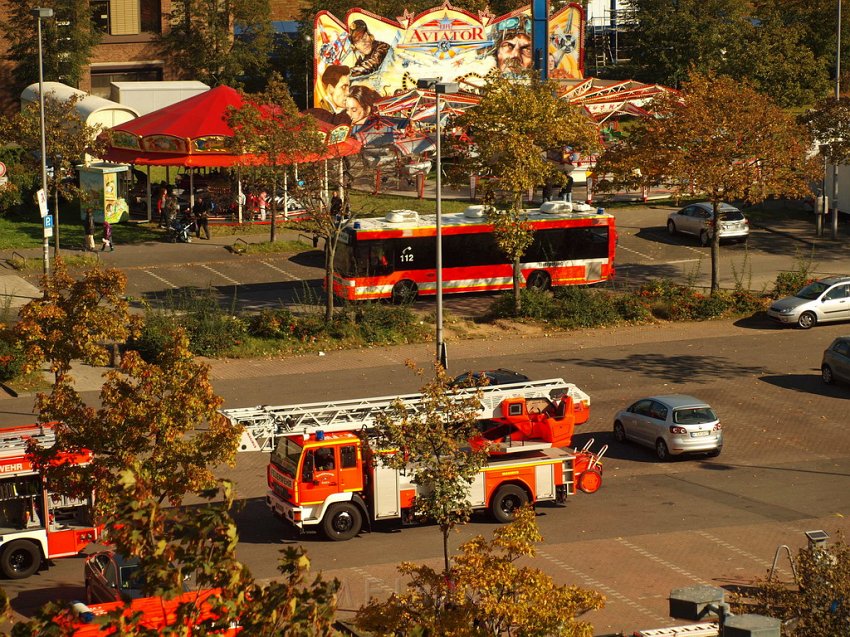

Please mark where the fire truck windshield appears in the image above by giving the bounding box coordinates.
[271,437,303,475]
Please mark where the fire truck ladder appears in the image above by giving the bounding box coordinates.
[0,424,56,459]
[222,379,589,453]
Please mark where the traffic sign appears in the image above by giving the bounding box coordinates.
[0,162,6,178]
[43,214,53,238]
[36,189,48,218]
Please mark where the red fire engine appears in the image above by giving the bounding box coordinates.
[0,423,99,579]
[223,379,605,541]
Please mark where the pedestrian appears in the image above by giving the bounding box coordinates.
[193,193,211,240]
[156,181,168,226]
[83,209,96,251]
[101,220,113,251]
[246,190,259,222]
[164,186,179,228]
[560,174,574,203]
[330,190,343,216]
[258,189,268,221]
[542,181,553,203]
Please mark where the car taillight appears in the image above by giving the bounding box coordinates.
[670,426,687,434]
[712,423,722,431]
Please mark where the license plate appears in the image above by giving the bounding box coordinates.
[691,431,710,437]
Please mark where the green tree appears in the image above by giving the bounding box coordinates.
[732,535,850,637]
[162,0,272,87]
[0,0,99,94]
[451,75,600,311]
[372,363,489,573]
[800,96,850,165]
[356,507,605,636]
[227,77,325,244]
[0,93,106,253]
[595,72,816,292]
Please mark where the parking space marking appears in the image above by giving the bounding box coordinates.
[200,264,240,285]
[537,549,668,624]
[143,269,178,289]
[617,245,655,260]
[693,530,791,577]
[616,538,708,585]
[261,259,300,281]
[349,566,396,596]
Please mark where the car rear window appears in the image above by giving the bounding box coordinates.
[723,211,744,221]
[673,407,717,425]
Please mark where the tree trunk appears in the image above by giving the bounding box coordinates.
[325,242,335,324]
[513,257,522,313]
[270,174,277,243]
[442,526,450,575]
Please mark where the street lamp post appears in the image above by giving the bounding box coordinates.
[33,7,53,277]
[832,0,842,240]
[417,78,458,370]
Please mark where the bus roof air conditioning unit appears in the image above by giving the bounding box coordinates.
[463,205,487,219]
[540,201,573,214]
[385,210,420,223]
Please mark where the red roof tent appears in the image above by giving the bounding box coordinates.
[102,85,360,167]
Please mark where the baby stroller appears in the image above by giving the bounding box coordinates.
[167,212,195,243]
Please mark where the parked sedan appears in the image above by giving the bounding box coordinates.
[822,336,850,385]
[666,202,749,246]
[84,551,144,604]
[767,276,850,329]
[613,395,723,461]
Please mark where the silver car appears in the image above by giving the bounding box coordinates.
[666,202,749,246]
[613,395,723,461]
[822,336,850,385]
[767,276,850,329]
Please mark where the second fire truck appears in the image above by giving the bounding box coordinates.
[223,379,604,541]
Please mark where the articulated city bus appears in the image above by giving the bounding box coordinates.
[332,202,617,303]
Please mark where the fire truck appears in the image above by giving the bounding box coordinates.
[222,379,605,541]
[0,424,99,579]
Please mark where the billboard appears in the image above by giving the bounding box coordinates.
[312,2,584,125]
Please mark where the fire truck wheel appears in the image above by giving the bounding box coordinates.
[391,280,418,304]
[1,541,40,579]
[490,484,528,524]
[578,469,603,493]
[322,503,362,541]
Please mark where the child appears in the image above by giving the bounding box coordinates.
[101,221,113,251]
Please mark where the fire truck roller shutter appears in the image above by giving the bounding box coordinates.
[1,539,42,579]
[489,484,530,524]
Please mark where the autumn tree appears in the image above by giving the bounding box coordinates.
[0,93,106,252]
[228,77,325,244]
[451,75,601,311]
[12,467,340,636]
[595,72,816,292]
[161,0,272,88]
[356,506,605,636]
[372,362,489,573]
[732,534,850,637]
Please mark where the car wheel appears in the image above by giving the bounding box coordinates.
[526,271,551,292]
[391,280,418,305]
[613,421,626,443]
[797,311,817,330]
[666,220,676,235]
[490,484,528,523]
[655,439,671,462]
[0,541,40,579]
[322,503,362,541]
[699,230,711,247]
[822,364,835,385]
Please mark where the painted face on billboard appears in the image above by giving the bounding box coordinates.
[353,30,375,56]
[328,74,350,111]
[497,33,532,73]
[346,96,368,125]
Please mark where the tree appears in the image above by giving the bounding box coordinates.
[733,535,850,637]
[161,0,272,87]
[0,0,99,95]
[451,75,601,311]
[356,506,605,636]
[595,72,817,292]
[371,362,489,573]
[11,468,340,636]
[0,93,106,253]
[227,77,325,245]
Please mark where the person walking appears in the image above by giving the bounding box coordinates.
[101,220,113,251]
[156,181,168,227]
[193,193,211,240]
[164,186,179,228]
[83,209,96,251]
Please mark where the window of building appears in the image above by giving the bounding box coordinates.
[90,0,161,36]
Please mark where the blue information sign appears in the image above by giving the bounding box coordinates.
[43,215,53,228]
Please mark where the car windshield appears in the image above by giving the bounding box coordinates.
[120,564,144,590]
[271,437,303,474]
[796,281,830,300]
[673,407,717,425]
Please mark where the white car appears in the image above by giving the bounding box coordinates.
[767,276,850,329]
[666,202,749,246]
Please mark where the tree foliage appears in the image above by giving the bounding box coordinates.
[596,72,816,291]
[800,96,850,164]
[356,506,605,637]
[371,362,489,572]
[161,0,272,87]
[733,535,850,637]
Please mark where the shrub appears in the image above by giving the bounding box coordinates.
[348,303,426,344]
[0,334,25,382]
[248,308,297,339]
[773,270,815,299]
[551,287,620,328]
[613,293,654,323]
[486,289,557,320]
[691,291,733,320]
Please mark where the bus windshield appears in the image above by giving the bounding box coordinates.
[271,438,303,475]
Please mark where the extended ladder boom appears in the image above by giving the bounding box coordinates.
[0,424,56,460]
[223,379,589,452]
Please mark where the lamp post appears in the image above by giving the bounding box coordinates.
[33,7,53,277]
[417,78,458,370]
[831,0,842,240]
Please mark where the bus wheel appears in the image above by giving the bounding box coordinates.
[490,484,528,523]
[322,503,362,541]
[0,541,40,579]
[526,271,551,292]
[391,280,418,304]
